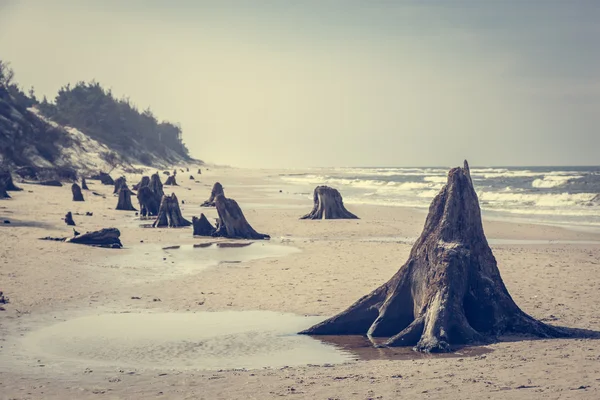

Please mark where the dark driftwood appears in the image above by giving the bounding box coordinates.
[116,183,137,211]
[113,176,126,194]
[35,180,63,187]
[65,211,76,226]
[72,183,84,201]
[165,175,177,186]
[152,193,191,228]
[201,182,224,207]
[301,186,358,220]
[0,171,22,191]
[137,186,160,217]
[213,194,269,239]
[192,213,216,236]
[133,176,150,191]
[81,177,89,190]
[300,161,568,352]
[66,227,122,248]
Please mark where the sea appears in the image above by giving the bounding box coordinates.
[279,166,600,232]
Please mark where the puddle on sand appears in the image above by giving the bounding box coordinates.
[111,242,300,282]
[358,237,600,246]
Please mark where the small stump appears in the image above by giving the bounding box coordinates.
[152,193,191,228]
[72,183,85,201]
[116,183,137,211]
[81,177,89,190]
[137,186,160,217]
[192,214,216,236]
[65,211,76,226]
[301,186,358,220]
[165,175,178,186]
[201,182,224,207]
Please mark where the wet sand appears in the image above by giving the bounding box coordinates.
[1,166,600,399]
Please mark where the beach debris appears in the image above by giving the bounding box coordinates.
[65,211,76,226]
[192,213,216,236]
[163,171,170,176]
[81,177,89,190]
[40,228,122,248]
[0,291,8,303]
[73,228,80,236]
[165,175,178,186]
[133,176,150,191]
[212,194,269,239]
[28,180,63,187]
[3,220,10,223]
[300,160,569,352]
[113,176,126,194]
[300,186,358,220]
[152,193,191,228]
[90,172,114,185]
[189,175,194,180]
[116,183,137,211]
[86,211,93,216]
[201,182,224,207]
[92,191,105,198]
[0,170,22,191]
[72,183,84,201]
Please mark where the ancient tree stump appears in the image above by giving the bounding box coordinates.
[192,214,216,236]
[213,194,269,239]
[0,171,22,191]
[189,175,194,180]
[66,227,122,248]
[65,211,76,226]
[72,183,84,201]
[198,169,202,175]
[137,186,160,217]
[165,175,178,186]
[90,172,114,185]
[201,182,224,207]
[81,177,89,190]
[300,161,569,352]
[300,186,358,220]
[113,176,126,194]
[0,182,10,199]
[133,176,150,191]
[152,193,191,228]
[116,183,137,211]
[149,173,164,199]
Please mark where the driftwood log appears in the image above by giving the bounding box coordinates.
[133,176,150,191]
[152,193,191,228]
[81,177,89,190]
[165,175,177,186]
[36,180,62,187]
[0,171,22,191]
[65,211,76,226]
[300,161,569,352]
[113,176,126,194]
[66,227,122,248]
[213,194,269,239]
[72,183,84,201]
[301,186,358,220]
[137,186,160,217]
[192,213,216,236]
[201,182,224,207]
[116,183,137,211]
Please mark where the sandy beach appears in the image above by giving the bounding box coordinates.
[1,166,600,400]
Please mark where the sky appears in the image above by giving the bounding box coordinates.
[0,0,599,168]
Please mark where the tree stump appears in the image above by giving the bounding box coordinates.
[81,177,89,190]
[201,182,224,207]
[65,211,76,226]
[116,183,137,211]
[198,169,202,175]
[213,194,269,239]
[137,186,160,217]
[0,171,22,191]
[72,183,84,201]
[165,175,178,186]
[300,186,358,220]
[90,172,114,185]
[152,193,191,228]
[300,161,569,352]
[189,175,194,180]
[66,227,122,248]
[192,213,216,236]
[113,176,126,194]
[133,176,150,191]
[0,181,10,199]
[149,173,164,199]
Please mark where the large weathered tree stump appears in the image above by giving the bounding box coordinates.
[192,213,216,236]
[212,194,269,239]
[0,171,22,191]
[149,173,164,199]
[65,211,76,226]
[0,181,10,199]
[201,182,224,207]
[300,186,358,220]
[113,176,126,194]
[133,176,150,191]
[152,193,191,228]
[66,228,122,248]
[116,183,137,211]
[72,183,84,201]
[165,175,178,186]
[137,186,160,217]
[300,161,569,352]
[81,177,89,190]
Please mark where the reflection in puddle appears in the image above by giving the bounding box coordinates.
[21,311,492,371]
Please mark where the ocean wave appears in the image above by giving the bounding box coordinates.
[531,175,581,189]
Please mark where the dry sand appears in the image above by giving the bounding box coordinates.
[1,166,600,399]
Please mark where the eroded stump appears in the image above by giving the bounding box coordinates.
[149,173,164,199]
[65,211,76,226]
[137,186,160,217]
[116,183,137,211]
[152,193,191,228]
[192,214,216,236]
[201,182,224,207]
[300,161,569,352]
[213,194,269,239]
[113,176,126,194]
[165,175,177,186]
[0,171,22,191]
[81,177,89,190]
[301,186,358,220]
[72,183,84,201]
[0,182,9,199]
[133,176,150,191]
[91,172,114,185]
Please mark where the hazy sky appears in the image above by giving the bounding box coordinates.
[1,1,599,167]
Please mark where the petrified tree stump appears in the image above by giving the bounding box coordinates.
[116,183,137,211]
[213,194,269,239]
[189,175,195,180]
[0,171,22,191]
[137,186,160,217]
[66,227,122,248]
[149,173,164,199]
[65,211,76,226]
[201,182,224,207]
[72,183,84,201]
[301,186,358,220]
[152,193,191,228]
[198,169,202,175]
[81,177,89,190]
[192,213,216,236]
[133,176,150,191]
[301,161,568,352]
[0,182,9,199]
[113,176,126,194]
[165,175,177,186]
